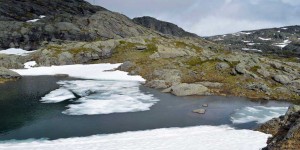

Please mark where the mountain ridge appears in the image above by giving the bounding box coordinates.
[133,16,199,38]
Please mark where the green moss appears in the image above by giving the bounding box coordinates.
[186,57,202,66]
[68,47,91,54]
[249,65,261,73]
[145,43,158,53]
[175,41,189,48]
[228,61,240,68]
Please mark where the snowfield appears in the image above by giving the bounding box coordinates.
[0,48,35,56]
[12,63,145,82]
[0,126,270,150]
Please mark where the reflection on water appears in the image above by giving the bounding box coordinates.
[0,76,291,141]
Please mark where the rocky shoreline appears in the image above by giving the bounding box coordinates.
[258,105,300,149]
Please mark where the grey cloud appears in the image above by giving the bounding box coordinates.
[86,0,300,36]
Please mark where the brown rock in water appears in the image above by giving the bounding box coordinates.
[257,105,300,150]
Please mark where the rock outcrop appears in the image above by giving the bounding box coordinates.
[0,67,21,79]
[133,16,199,38]
[257,105,300,150]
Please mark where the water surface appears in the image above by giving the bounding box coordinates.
[0,76,290,141]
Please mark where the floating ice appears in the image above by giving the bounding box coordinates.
[231,106,288,124]
[0,126,270,150]
[24,61,37,69]
[42,80,158,115]
[41,88,76,103]
[0,48,35,56]
[12,64,145,82]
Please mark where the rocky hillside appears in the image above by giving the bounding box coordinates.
[207,26,300,57]
[3,35,296,101]
[0,0,106,21]
[0,0,156,51]
[258,105,300,149]
[133,16,199,38]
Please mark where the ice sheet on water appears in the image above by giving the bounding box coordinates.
[41,80,158,115]
[230,106,288,124]
[41,88,76,103]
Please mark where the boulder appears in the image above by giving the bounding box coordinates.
[235,63,247,74]
[168,83,209,96]
[246,83,270,93]
[145,80,169,89]
[118,61,134,72]
[135,45,147,50]
[153,69,181,84]
[215,62,230,70]
[257,68,270,77]
[273,75,291,84]
[196,81,223,88]
[0,67,21,79]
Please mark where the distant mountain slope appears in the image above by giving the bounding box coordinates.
[0,0,155,50]
[133,16,199,38]
[207,25,300,57]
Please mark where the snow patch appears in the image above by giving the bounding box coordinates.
[12,64,145,82]
[231,106,288,124]
[0,48,35,56]
[26,15,46,22]
[0,126,270,150]
[247,43,258,46]
[273,40,291,48]
[239,32,252,35]
[213,37,224,41]
[24,61,37,69]
[242,40,251,43]
[258,37,272,41]
[242,48,262,52]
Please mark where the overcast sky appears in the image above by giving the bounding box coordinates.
[86,0,300,36]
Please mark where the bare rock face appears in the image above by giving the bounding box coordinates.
[0,0,153,51]
[257,105,300,150]
[132,16,199,38]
